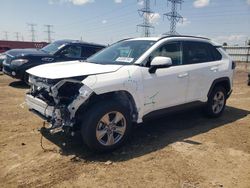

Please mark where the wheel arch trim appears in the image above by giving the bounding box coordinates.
[207,77,231,98]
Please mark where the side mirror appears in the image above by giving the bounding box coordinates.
[149,56,172,74]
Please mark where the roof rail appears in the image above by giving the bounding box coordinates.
[71,40,106,47]
[115,38,134,43]
[56,39,105,47]
[158,35,210,41]
[107,38,134,46]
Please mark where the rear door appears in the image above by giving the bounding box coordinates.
[56,45,83,62]
[182,41,223,102]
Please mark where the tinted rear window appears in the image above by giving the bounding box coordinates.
[183,41,222,64]
[209,45,222,61]
[82,46,102,58]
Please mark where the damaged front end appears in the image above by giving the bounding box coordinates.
[26,75,93,133]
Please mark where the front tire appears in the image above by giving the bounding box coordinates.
[205,86,227,118]
[81,100,132,152]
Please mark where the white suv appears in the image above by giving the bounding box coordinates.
[26,36,235,152]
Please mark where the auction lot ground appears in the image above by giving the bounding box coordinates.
[0,64,250,188]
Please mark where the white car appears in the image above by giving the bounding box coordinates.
[26,36,235,152]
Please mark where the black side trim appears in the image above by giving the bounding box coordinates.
[142,101,205,121]
[227,90,233,98]
[207,77,231,98]
[248,73,250,86]
[232,61,236,69]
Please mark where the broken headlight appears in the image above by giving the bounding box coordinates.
[57,82,83,105]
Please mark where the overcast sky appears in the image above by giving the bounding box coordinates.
[0,0,249,45]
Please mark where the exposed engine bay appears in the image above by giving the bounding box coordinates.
[26,75,93,133]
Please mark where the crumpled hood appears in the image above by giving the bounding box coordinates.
[6,48,48,57]
[26,61,123,79]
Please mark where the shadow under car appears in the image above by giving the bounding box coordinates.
[40,106,250,162]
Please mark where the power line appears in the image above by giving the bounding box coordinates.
[58,7,137,34]
[44,24,54,43]
[3,31,9,40]
[137,0,155,37]
[163,0,184,35]
[56,1,137,28]
[27,23,37,42]
[14,32,20,41]
[56,10,137,38]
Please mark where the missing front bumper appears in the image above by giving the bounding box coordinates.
[26,94,75,133]
[26,94,54,118]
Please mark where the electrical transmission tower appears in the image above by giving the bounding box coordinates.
[163,0,183,35]
[44,24,54,43]
[14,32,20,41]
[3,31,9,40]
[137,0,155,37]
[27,23,37,42]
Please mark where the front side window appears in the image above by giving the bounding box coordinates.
[87,40,156,65]
[149,42,183,66]
[183,42,215,64]
[61,45,82,58]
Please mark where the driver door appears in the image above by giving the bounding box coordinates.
[55,45,82,62]
[141,42,189,115]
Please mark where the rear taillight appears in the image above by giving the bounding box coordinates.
[232,61,236,69]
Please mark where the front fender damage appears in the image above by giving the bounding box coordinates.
[51,82,93,133]
[27,77,93,133]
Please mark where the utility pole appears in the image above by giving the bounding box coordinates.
[27,23,37,42]
[44,24,54,43]
[3,31,9,40]
[137,0,155,37]
[163,0,183,35]
[14,32,20,41]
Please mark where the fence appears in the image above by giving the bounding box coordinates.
[223,46,250,63]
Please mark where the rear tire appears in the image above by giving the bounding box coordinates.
[80,100,132,152]
[205,86,226,118]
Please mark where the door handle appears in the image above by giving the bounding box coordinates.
[178,73,189,78]
[210,66,218,71]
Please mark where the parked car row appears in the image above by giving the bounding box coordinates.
[0,53,6,70]
[24,35,235,152]
[0,46,10,53]
[2,40,105,82]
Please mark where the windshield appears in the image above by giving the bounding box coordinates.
[41,41,67,55]
[87,40,156,65]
